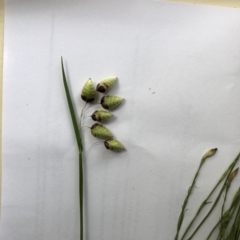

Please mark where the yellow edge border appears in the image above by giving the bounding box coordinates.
[0,0,4,214]
[164,0,240,8]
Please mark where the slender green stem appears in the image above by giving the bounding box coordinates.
[61,58,84,240]
[206,215,224,240]
[207,201,238,240]
[181,178,223,240]
[180,153,240,240]
[188,186,226,240]
[235,225,240,240]
[221,187,229,219]
[79,151,83,240]
[174,160,204,240]
[219,198,239,240]
[226,195,240,240]
[189,185,226,240]
[186,153,240,240]
[79,105,86,240]
[219,186,230,239]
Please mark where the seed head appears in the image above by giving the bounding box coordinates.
[97,77,117,93]
[227,168,239,187]
[104,139,125,152]
[91,110,113,122]
[202,148,217,161]
[101,95,124,110]
[81,78,95,102]
[91,123,112,139]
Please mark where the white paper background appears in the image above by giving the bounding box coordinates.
[1,0,240,239]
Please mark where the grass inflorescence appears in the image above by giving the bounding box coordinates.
[61,58,125,240]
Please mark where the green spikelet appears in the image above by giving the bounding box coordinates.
[101,95,124,110]
[91,123,112,139]
[202,148,217,161]
[97,77,117,93]
[81,78,95,102]
[226,168,239,187]
[91,110,113,122]
[104,139,125,152]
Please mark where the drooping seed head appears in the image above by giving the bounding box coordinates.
[91,123,112,139]
[202,148,217,161]
[104,139,125,152]
[81,78,95,103]
[91,110,114,122]
[97,77,117,93]
[101,95,124,110]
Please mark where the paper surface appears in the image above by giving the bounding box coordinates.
[0,0,4,214]
[1,0,240,240]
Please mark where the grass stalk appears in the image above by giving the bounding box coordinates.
[61,57,84,240]
[79,151,83,240]
[206,192,239,240]
[221,187,229,221]
[174,159,205,240]
[226,194,240,240]
[186,153,240,240]
[180,160,236,240]
[219,169,238,240]
[187,184,226,240]
[218,190,240,240]
[206,214,226,240]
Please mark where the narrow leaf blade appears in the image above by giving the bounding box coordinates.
[61,57,82,151]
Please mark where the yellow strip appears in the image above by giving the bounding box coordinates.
[0,0,4,213]
[165,0,240,8]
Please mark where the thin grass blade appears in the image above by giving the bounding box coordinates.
[61,57,82,152]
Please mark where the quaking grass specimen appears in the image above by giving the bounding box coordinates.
[61,58,125,240]
[174,149,240,240]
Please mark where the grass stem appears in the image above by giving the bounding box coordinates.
[186,153,240,240]
[180,161,235,240]
[79,151,83,240]
[174,159,204,240]
[61,57,84,240]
